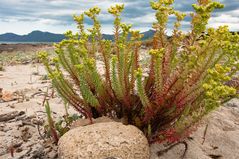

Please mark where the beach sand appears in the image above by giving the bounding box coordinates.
[0,60,238,158]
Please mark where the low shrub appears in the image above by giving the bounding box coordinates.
[44,101,82,143]
[39,0,239,143]
[0,63,4,71]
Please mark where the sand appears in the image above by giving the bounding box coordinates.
[0,64,239,159]
[0,64,76,158]
[151,98,239,159]
[0,44,53,53]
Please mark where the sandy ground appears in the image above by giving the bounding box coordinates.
[0,44,53,53]
[0,64,239,159]
[151,98,239,159]
[0,64,76,159]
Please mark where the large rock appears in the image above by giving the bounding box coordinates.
[70,116,114,129]
[58,122,150,159]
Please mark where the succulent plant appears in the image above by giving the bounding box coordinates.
[39,0,239,143]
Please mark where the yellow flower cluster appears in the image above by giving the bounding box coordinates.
[135,68,143,78]
[108,4,124,16]
[120,23,132,33]
[149,48,165,58]
[38,51,48,60]
[84,6,101,18]
[73,14,84,24]
[203,64,236,100]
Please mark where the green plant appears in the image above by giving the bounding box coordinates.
[44,101,59,143]
[44,101,82,143]
[0,63,4,71]
[39,0,239,143]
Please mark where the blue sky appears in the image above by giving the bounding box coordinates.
[0,0,239,35]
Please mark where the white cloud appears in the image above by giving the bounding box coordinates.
[209,14,239,31]
[0,0,238,34]
[210,14,239,24]
[128,13,156,24]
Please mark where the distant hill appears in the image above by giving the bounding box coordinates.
[0,31,65,42]
[0,30,155,42]
[141,29,155,40]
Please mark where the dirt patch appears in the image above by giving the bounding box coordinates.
[0,44,53,53]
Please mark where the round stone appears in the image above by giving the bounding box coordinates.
[58,122,150,159]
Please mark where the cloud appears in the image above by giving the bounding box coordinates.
[0,0,238,34]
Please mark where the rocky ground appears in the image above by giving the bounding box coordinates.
[0,64,77,159]
[0,44,53,53]
[0,64,239,159]
[151,98,239,159]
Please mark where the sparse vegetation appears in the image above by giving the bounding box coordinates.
[0,63,4,71]
[0,45,54,66]
[39,0,239,143]
[44,101,82,143]
[0,52,37,65]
